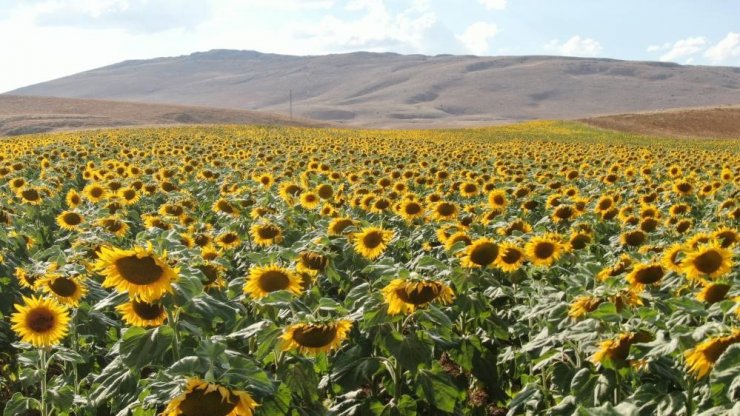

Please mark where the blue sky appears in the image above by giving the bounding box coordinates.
[0,0,738,92]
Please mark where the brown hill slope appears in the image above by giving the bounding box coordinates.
[582,106,740,139]
[7,50,740,127]
[0,95,326,136]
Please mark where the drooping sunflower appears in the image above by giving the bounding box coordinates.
[96,244,178,301]
[661,243,685,273]
[117,298,167,327]
[591,331,653,367]
[296,251,328,277]
[684,330,740,379]
[327,217,356,236]
[162,378,258,416]
[281,319,352,355]
[244,264,303,299]
[353,226,394,260]
[11,296,70,348]
[525,234,563,267]
[97,216,129,237]
[382,278,455,315]
[568,295,602,319]
[461,238,499,268]
[625,263,665,290]
[249,222,283,247]
[494,242,526,272]
[682,243,733,280]
[195,262,227,289]
[696,281,731,304]
[36,275,87,307]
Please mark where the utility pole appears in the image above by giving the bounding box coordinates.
[289,89,293,121]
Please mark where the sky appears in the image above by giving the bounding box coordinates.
[0,0,739,93]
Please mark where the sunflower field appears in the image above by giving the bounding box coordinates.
[0,121,738,416]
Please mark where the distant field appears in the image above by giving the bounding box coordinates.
[0,95,326,136]
[582,106,740,139]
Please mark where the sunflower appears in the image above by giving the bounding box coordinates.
[487,190,508,209]
[300,192,321,209]
[66,189,82,208]
[494,242,526,272]
[249,222,283,247]
[117,187,140,205]
[382,279,454,315]
[712,226,738,248]
[83,183,108,203]
[620,230,646,248]
[398,200,424,222]
[328,217,356,236]
[212,198,239,217]
[216,231,241,250]
[353,226,394,260]
[117,298,167,327]
[569,231,592,250]
[97,216,129,237]
[244,264,303,299]
[444,231,472,251]
[568,295,602,319]
[461,238,499,268]
[96,244,178,301]
[696,281,731,304]
[625,263,665,290]
[551,204,577,223]
[525,234,563,267]
[296,251,328,277]
[196,262,227,289]
[591,331,652,367]
[17,186,46,205]
[56,211,84,231]
[162,378,257,416]
[684,330,740,379]
[432,201,458,221]
[682,243,733,280]
[661,243,685,273]
[11,296,70,348]
[281,319,352,355]
[37,275,87,307]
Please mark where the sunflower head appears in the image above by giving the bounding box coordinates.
[117,298,167,327]
[281,319,352,355]
[37,275,87,306]
[96,244,178,301]
[696,281,731,304]
[353,226,394,260]
[11,296,70,348]
[525,234,563,267]
[296,251,328,276]
[462,238,499,268]
[494,242,525,272]
[162,378,258,416]
[626,263,665,290]
[685,331,740,379]
[382,278,455,315]
[244,264,303,299]
[327,217,356,236]
[250,222,283,247]
[682,243,733,280]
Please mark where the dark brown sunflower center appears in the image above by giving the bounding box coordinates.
[26,308,55,333]
[437,203,455,216]
[404,203,422,215]
[463,184,476,193]
[693,250,722,274]
[62,212,82,225]
[331,220,353,234]
[570,234,591,250]
[677,183,692,192]
[469,242,498,266]
[49,277,77,297]
[449,235,471,246]
[501,248,522,264]
[624,232,645,246]
[598,199,612,210]
[220,234,238,244]
[197,265,219,285]
[395,283,441,305]
[217,201,234,213]
[114,255,164,285]
[132,300,164,320]
[22,189,41,201]
[635,266,664,284]
[715,231,736,248]
[362,232,384,249]
[122,190,136,200]
[300,253,327,271]
[292,325,338,348]
[258,271,290,292]
[178,388,238,416]
[554,206,573,219]
[534,242,555,259]
[492,195,505,205]
[89,188,104,198]
[703,284,730,304]
[257,226,280,239]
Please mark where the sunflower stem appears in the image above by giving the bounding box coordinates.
[686,377,695,416]
[39,348,48,416]
[166,308,181,361]
[71,312,79,395]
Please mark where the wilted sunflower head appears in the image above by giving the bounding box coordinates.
[96,244,178,302]
[281,319,352,355]
[462,238,499,268]
[11,296,70,348]
[244,264,303,299]
[382,278,454,315]
[162,378,257,416]
[684,330,740,379]
[591,331,652,367]
[568,295,602,319]
[117,297,167,327]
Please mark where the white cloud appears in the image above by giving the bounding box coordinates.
[478,0,506,10]
[457,22,498,55]
[544,35,602,57]
[657,36,706,62]
[646,42,670,52]
[704,32,740,64]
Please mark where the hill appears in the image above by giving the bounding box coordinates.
[0,95,326,136]
[7,50,740,127]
